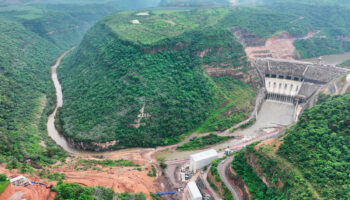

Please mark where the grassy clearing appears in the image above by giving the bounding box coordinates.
[75,159,139,170]
[176,134,232,150]
[0,181,9,195]
[106,8,230,45]
[197,77,257,133]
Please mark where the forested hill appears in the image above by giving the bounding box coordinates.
[58,1,350,150]
[231,94,350,200]
[58,9,257,150]
[159,0,231,7]
[0,1,160,169]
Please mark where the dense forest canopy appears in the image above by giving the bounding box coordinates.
[0,1,162,169]
[278,94,350,199]
[231,94,350,200]
[58,1,350,149]
[58,9,255,149]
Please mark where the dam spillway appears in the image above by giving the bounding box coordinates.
[238,58,348,139]
[253,58,347,106]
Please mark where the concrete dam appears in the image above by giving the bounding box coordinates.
[239,58,348,138]
[253,58,347,105]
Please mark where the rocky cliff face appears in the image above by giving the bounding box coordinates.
[67,138,119,151]
[226,165,251,200]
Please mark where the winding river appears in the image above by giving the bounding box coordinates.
[47,50,150,157]
[47,50,80,154]
[47,50,295,160]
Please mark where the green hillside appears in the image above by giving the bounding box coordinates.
[278,94,350,199]
[0,7,82,169]
[53,182,147,200]
[159,0,230,7]
[340,59,350,68]
[58,9,256,149]
[0,2,154,169]
[231,94,350,200]
[58,2,350,149]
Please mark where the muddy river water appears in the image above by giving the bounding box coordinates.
[48,50,325,160]
[303,52,350,65]
[47,50,147,157]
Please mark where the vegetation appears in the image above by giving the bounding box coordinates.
[58,9,255,149]
[147,166,157,177]
[238,118,256,129]
[268,2,350,58]
[230,94,350,200]
[0,174,6,181]
[0,0,162,168]
[38,170,66,181]
[208,157,234,200]
[159,0,231,7]
[52,182,147,200]
[339,59,350,68]
[76,159,139,170]
[0,181,9,196]
[177,134,231,150]
[232,150,283,200]
[278,94,350,199]
[0,174,8,195]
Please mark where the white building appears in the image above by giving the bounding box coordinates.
[10,175,30,186]
[190,149,218,172]
[130,19,140,24]
[187,181,202,200]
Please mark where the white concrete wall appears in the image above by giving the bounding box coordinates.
[190,153,218,172]
[187,182,202,200]
[265,77,302,96]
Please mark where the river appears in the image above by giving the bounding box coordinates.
[47,50,148,157]
[302,52,350,65]
[48,51,295,161]
[47,50,79,154]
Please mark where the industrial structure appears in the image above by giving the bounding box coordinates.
[253,58,346,104]
[10,175,31,186]
[252,58,348,121]
[187,181,202,200]
[190,149,218,172]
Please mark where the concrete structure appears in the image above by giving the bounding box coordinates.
[10,175,31,186]
[190,149,218,172]
[131,19,140,24]
[187,181,202,200]
[253,58,347,105]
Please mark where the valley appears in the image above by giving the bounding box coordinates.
[0,0,349,200]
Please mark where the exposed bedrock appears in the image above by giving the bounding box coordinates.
[226,165,251,200]
[203,66,260,87]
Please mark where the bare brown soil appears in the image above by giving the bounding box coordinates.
[245,32,297,60]
[245,32,315,60]
[57,150,159,197]
[0,168,56,200]
[255,138,275,151]
[0,149,160,200]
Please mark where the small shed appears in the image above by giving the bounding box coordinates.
[187,181,202,200]
[190,149,218,172]
[10,175,30,186]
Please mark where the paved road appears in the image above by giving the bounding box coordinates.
[201,167,222,200]
[218,156,243,200]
